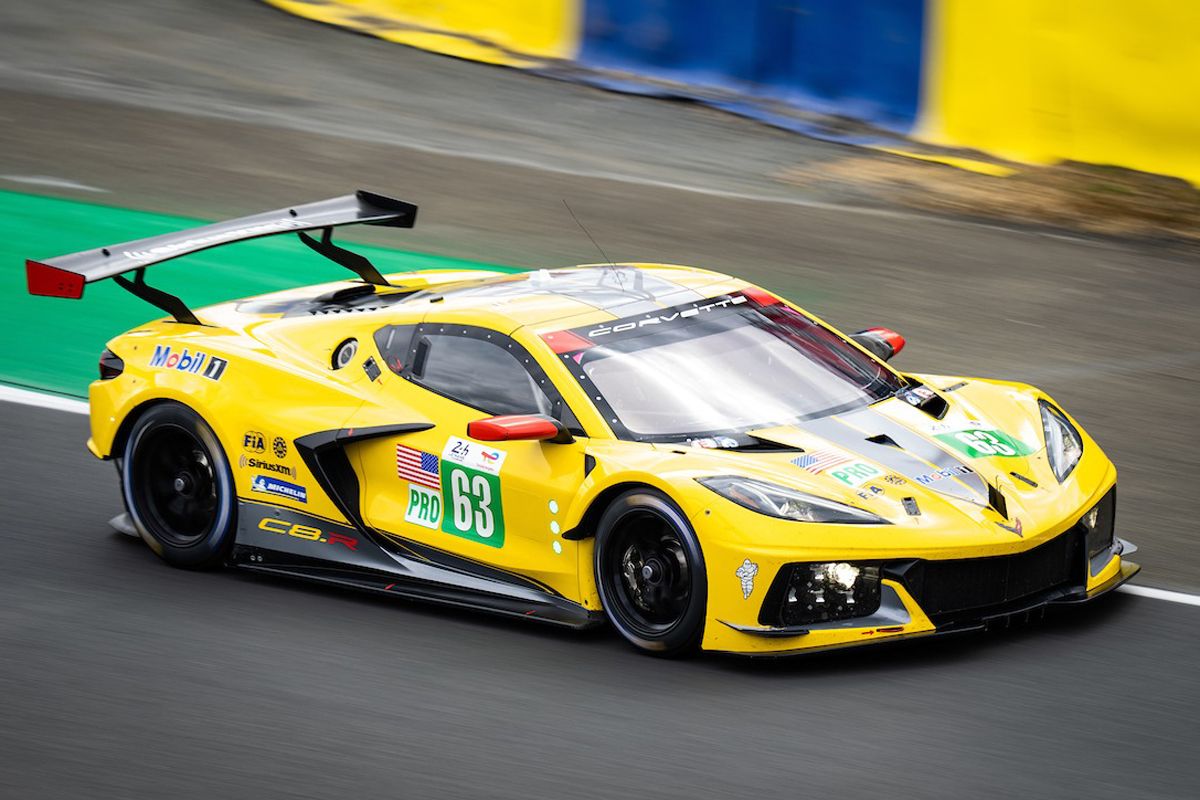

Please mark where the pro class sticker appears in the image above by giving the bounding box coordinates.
[404,485,443,530]
[792,450,881,488]
[826,461,882,488]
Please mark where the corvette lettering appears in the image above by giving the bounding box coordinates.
[586,295,748,338]
[258,517,357,550]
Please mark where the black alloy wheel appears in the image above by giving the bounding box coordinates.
[122,402,236,568]
[595,489,707,656]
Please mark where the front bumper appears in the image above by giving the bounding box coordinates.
[707,535,1139,656]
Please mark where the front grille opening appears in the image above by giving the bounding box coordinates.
[1085,488,1117,560]
[889,530,1086,625]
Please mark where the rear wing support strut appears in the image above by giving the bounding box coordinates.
[299,227,389,287]
[113,268,202,326]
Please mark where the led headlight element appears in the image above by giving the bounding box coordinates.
[1039,400,1083,483]
[770,562,883,626]
[697,476,889,524]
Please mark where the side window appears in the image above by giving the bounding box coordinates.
[411,332,555,417]
[375,324,418,376]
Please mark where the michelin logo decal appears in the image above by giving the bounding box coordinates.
[251,475,307,503]
[150,345,227,381]
[735,558,759,599]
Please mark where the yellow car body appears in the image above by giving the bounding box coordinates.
[31,192,1138,656]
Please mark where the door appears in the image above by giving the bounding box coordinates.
[351,322,588,599]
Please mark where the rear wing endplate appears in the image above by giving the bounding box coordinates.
[26,190,417,324]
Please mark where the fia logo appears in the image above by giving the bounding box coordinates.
[243,431,265,454]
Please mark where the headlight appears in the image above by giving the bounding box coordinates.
[769,562,883,626]
[697,476,889,524]
[1039,400,1083,482]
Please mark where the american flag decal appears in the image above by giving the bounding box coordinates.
[790,450,852,474]
[396,444,440,490]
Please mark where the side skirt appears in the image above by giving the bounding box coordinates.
[232,500,603,630]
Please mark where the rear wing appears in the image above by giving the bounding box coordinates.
[26,190,417,324]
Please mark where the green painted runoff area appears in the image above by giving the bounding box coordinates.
[0,190,515,397]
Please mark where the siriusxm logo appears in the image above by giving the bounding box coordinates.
[251,475,307,503]
[149,345,227,380]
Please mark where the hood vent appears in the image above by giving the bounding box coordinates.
[898,383,949,419]
[866,433,901,448]
[987,483,1009,519]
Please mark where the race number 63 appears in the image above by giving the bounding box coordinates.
[441,464,505,547]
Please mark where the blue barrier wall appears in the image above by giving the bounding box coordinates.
[578,0,925,133]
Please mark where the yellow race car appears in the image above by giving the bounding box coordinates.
[26,191,1139,657]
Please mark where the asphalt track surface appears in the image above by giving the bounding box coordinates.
[1,1,1198,797]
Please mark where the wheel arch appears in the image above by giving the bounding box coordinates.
[110,397,180,461]
[563,480,664,542]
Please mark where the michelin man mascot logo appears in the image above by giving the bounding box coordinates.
[735,558,759,599]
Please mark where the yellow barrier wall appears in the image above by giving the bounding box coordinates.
[919,0,1200,184]
[263,0,581,67]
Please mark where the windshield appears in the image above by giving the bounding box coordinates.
[545,292,904,441]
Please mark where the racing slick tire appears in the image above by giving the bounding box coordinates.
[594,488,707,657]
[120,402,237,569]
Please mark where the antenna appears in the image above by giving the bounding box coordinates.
[562,200,616,269]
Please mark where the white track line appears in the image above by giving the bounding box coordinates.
[0,174,108,192]
[1118,585,1200,607]
[0,383,88,414]
[1,383,1197,608]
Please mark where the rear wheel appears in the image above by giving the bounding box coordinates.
[594,489,707,657]
[121,402,236,568]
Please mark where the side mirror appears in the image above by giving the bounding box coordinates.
[466,414,574,444]
[851,327,906,362]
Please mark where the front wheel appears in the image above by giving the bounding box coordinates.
[121,402,237,569]
[594,489,707,657]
